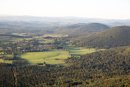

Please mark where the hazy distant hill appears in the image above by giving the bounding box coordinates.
[79,26,130,48]
[65,23,109,32]
[0,16,130,26]
[56,23,110,37]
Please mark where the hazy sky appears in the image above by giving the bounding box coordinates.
[0,0,130,19]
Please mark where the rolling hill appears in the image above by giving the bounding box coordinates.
[66,23,109,32]
[55,23,110,40]
[78,26,130,48]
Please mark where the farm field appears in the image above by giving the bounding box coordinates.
[0,59,12,64]
[0,47,98,65]
[21,47,98,65]
[21,50,71,64]
[0,54,13,64]
[68,47,97,55]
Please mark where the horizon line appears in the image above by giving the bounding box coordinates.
[0,15,130,20]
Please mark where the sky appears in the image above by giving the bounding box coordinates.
[0,0,130,19]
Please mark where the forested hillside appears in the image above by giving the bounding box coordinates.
[77,26,130,48]
[0,46,130,87]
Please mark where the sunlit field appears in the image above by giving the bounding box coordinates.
[68,47,97,55]
[21,47,98,65]
[21,50,71,64]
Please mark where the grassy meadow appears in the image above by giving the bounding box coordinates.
[0,47,98,65]
[21,47,98,65]
[68,47,97,55]
[21,50,71,64]
[0,59,12,64]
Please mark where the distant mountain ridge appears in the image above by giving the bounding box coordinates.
[0,16,130,26]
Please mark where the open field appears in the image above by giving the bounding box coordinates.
[40,39,55,44]
[43,34,68,37]
[21,47,98,65]
[0,47,97,65]
[0,54,13,64]
[67,47,97,55]
[0,59,12,64]
[21,50,71,64]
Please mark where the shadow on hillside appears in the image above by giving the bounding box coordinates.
[12,54,30,66]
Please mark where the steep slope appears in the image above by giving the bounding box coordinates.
[79,26,130,48]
